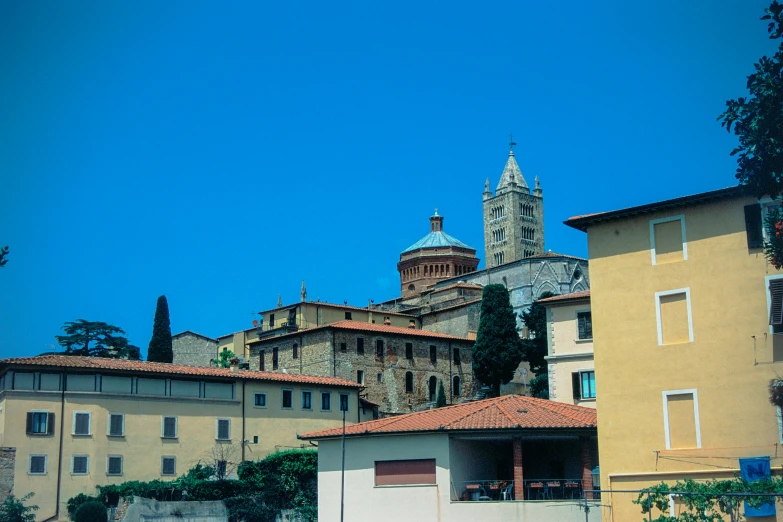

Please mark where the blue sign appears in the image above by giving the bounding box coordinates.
[739,457,775,518]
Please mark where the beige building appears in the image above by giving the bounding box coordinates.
[538,291,595,408]
[565,187,783,520]
[0,355,364,521]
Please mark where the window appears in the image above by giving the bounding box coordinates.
[254,393,267,407]
[429,345,437,364]
[650,215,687,265]
[572,371,596,400]
[339,393,349,412]
[162,416,177,439]
[577,312,593,340]
[769,278,783,332]
[26,411,53,435]
[259,350,265,371]
[357,337,364,354]
[340,342,347,352]
[73,412,91,436]
[269,313,275,328]
[345,311,352,320]
[292,343,298,359]
[663,389,701,450]
[29,455,47,475]
[745,204,763,248]
[405,343,413,360]
[377,373,383,383]
[107,455,123,476]
[356,370,364,385]
[302,391,312,410]
[453,376,461,397]
[453,348,461,365]
[282,389,293,409]
[161,456,176,476]
[72,455,88,475]
[376,339,384,358]
[216,418,231,440]
[405,372,414,394]
[108,413,124,436]
[655,288,694,345]
[273,348,279,370]
[375,459,436,486]
[321,392,331,411]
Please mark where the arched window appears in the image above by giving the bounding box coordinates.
[429,376,437,402]
[453,376,461,397]
[405,372,414,394]
[408,284,415,292]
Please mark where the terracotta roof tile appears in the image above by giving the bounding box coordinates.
[299,395,597,439]
[0,355,361,388]
[251,320,473,344]
[536,290,591,304]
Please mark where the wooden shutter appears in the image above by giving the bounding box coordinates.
[770,280,783,326]
[73,456,88,474]
[572,372,581,401]
[74,413,90,435]
[26,412,33,435]
[162,457,175,475]
[47,412,55,435]
[578,315,586,339]
[375,459,436,486]
[745,204,764,249]
[110,414,124,436]
[218,419,230,440]
[163,417,176,438]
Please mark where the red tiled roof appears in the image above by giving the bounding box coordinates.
[0,355,361,389]
[536,290,591,304]
[299,395,597,439]
[251,320,473,344]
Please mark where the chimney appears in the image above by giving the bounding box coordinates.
[408,320,416,329]
[384,317,391,326]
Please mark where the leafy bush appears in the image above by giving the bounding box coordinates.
[73,501,107,522]
[0,493,38,522]
[67,494,99,520]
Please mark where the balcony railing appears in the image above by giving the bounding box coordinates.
[452,479,587,502]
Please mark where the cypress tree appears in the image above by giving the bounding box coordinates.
[148,295,173,363]
[435,380,447,408]
[472,284,525,397]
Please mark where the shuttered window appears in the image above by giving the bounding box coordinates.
[73,412,91,435]
[29,455,47,474]
[161,457,176,476]
[321,392,331,411]
[770,279,783,326]
[216,419,230,440]
[282,389,293,409]
[72,456,89,475]
[26,412,54,435]
[577,312,593,340]
[745,204,763,248]
[108,414,124,436]
[162,416,177,439]
[375,459,436,486]
[107,456,123,475]
[572,373,581,401]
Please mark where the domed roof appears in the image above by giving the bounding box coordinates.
[402,210,475,254]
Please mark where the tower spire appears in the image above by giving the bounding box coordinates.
[300,281,307,302]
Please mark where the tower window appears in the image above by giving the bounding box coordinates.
[405,372,414,394]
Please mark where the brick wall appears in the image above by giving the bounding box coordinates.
[0,447,15,503]
[172,334,219,367]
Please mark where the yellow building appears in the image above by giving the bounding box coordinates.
[0,355,365,521]
[566,187,783,521]
[538,291,594,408]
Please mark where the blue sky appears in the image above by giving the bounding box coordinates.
[0,1,777,358]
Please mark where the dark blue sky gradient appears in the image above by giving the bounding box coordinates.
[0,1,776,357]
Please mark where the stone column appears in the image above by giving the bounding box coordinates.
[513,437,524,500]
[580,436,593,500]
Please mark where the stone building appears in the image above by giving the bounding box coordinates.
[483,145,544,267]
[397,211,479,299]
[171,331,219,367]
[248,321,474,414]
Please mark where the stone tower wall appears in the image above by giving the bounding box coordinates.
[483,189,544,268]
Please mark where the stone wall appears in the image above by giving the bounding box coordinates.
[420,301,481,339]
[172,333,218,367]
[0,447,15,503]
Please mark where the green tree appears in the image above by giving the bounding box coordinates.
[73,501,106,522]
[529,374,550,399]
[211,350,236,368]
[719,1,783,201]
[472,284,525,397]
[519,291,556,376]
[147,295,173,363]
[55,319,141,360]
[435,380,447,407]
[0,493,37,522]
[0,246,8,268]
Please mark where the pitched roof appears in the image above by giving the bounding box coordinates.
[172,330,218,342]
[401,231,475,254]
[256,301,417,318]
[250,320,473,344]
[524,251,587,261]
[537,290,591,305]
[299,395,597,440]
[0,355,361,388]
[564,186,744,231]
[497,150,528,191]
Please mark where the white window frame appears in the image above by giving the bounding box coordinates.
[765,274,783,334]
[650,215,687,265]
[253,392,267,408]
[301,390,312,411]
[161,416,178,439]
[71,455,89,475]
[106,455,123,476]
[575,309,593,341]
[28,454,47,475]
[72,411,92,436]
[662,389,702,450]
[216,418,231,441]
[161,456,176,476]
[320,391,332,412]
[107,413,125,437]
[281,388,294,410]
[655,288,694,346]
